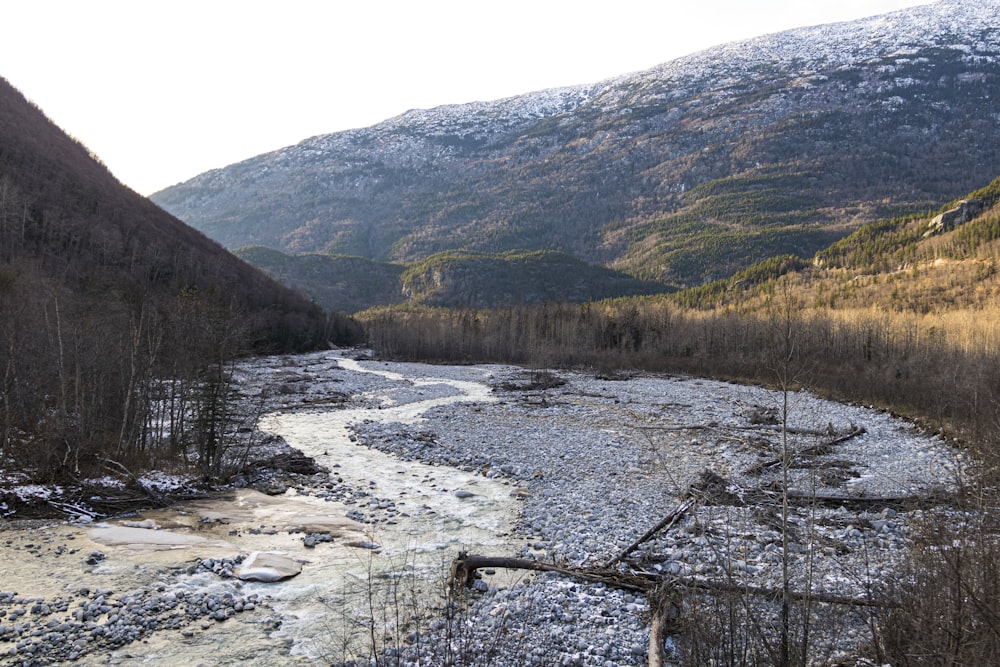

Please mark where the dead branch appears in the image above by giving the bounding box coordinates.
[606,497,696,567]
[748,426,867,473]
[451,552,894,608]
[46,500,102,520]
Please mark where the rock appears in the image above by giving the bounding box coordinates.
[345,540,381,551]
[454,490,476,499]
[923,198,984,237]
[236,552,303,582]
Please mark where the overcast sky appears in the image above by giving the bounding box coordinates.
[2,0,933,195]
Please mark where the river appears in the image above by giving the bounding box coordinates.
[0,350,964,666]
[0,352,519,665]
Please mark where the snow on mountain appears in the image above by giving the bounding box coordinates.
[183,0,998,187]
[152,0,1000,287]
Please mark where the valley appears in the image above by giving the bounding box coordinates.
[0,350,962,666]
[2,2,1000,665]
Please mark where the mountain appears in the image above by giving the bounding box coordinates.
[152,0,1000,290]
[0,76,357,351]
[236,246,670,313]
[0,76,361,480]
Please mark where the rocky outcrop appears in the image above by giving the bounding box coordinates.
[923,198,985,237]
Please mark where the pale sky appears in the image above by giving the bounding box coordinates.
[1,0,933,196]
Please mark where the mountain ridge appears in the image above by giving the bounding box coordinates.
[152,0,1000,289]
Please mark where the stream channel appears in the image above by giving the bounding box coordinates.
[1,355,519,665]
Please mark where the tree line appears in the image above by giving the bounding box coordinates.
[360,297,1000,460]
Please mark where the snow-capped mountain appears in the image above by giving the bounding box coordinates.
[152,0,1000,287]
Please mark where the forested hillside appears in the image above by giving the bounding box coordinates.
[236,246,670,312]
[0,77,361,483]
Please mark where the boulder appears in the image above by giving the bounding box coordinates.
[237,551,303,582]
[923,198,984,237]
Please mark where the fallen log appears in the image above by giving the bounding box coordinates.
[451,552,654,593]
[785,490,943,510]
[451,552,893,608]
[606,497,696,567]
[748,426,867,473]
[633,424,849,437]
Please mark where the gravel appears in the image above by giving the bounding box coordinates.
[286,351,961,666]
[0,350,964,665]
[0,585,264,665]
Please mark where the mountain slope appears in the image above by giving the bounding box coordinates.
[672,174,1000,312]
[234,247,407,313]
[0,76,356,350]
[0,76,360,480]
[153,0,1000,288]
[236,247,669,313]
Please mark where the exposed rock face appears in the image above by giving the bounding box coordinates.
[923,198,985,237]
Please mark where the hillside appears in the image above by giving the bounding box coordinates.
[153,0,1000,289]
[237,246,670,312]
[234,246,406,313]
[400,249,669,308]
[0,76,361,481]
[676,175,1000,312]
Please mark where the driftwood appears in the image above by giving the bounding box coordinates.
[46,500,102,520]
[451,552,654,593]
[748,426,867,473]
[785,489,944,511]
[606,497,696,567]
[633,423,853,437]
[452,548,893,667]
[451,552,892,609]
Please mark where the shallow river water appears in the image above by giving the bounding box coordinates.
[1,355,519,665]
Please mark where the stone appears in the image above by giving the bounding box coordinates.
[923,198,984,237]
[236,552,303,582]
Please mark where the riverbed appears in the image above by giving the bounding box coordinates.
[0,350,963,666]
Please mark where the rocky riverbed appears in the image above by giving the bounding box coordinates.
[0,350,964,666]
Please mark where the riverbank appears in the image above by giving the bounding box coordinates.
[0,350,963,665]
[326,354,960,666]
